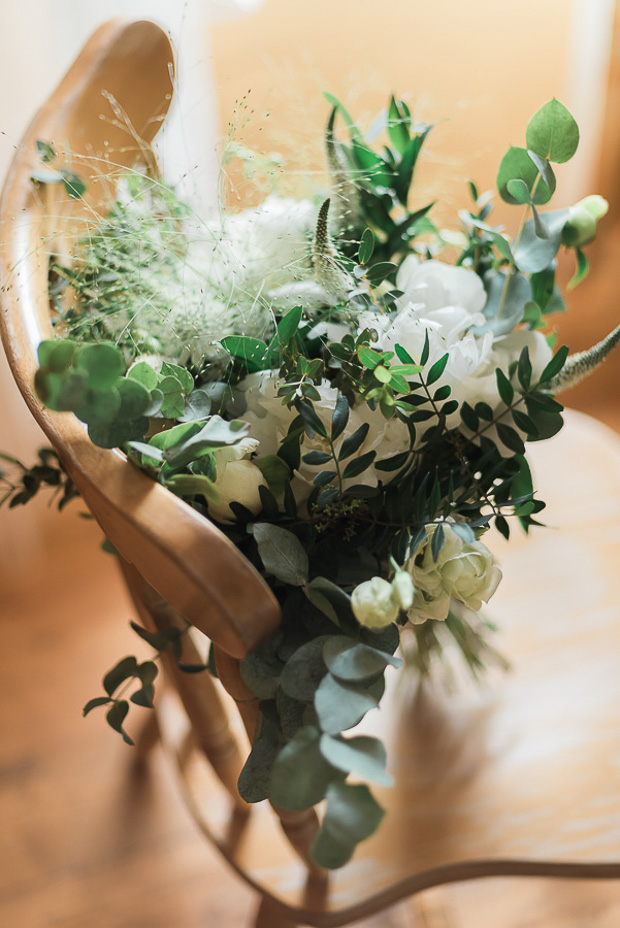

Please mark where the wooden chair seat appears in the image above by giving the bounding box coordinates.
[2,20,620,927]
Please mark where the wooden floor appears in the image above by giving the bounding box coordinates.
[2,400,620,928]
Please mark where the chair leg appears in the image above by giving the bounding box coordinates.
[253,895,298,928]
[411,888,452,928]
[134,709,160,762]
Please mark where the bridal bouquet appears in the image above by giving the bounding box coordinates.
[4,94,618,868]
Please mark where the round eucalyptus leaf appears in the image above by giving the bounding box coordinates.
[76,386,121,426]
[526,99,579,164]
[280,636,331,701]
[496,147,552,205]
[127,360,159,391]
[117,377,151,419]
[310,781,385,869]
[238,714,280,803]
[88,415,149,449]
[56,370,88,411]
[269,726,338,810]
[75,343,124,390]
[37,339,76,372]
[314,673,380,734]
[319,734,393,786]
[323,637,401,682]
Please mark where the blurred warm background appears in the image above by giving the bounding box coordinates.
[1,2,619,926]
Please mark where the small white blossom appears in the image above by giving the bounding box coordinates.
[351,578,399,628]
[351,571,415,628]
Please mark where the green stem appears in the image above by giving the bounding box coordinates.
[497,173,541,319]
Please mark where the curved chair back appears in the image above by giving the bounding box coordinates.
[0,19,280,660]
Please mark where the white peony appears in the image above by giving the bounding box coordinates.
[240,371,411,502]
[207,437,267,524]
[357,258,553,450]
[406,523,502,624]
[358,258,495,430]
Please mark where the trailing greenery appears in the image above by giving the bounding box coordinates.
[0,448,78,511]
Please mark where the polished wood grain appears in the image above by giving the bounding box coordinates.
[2,18,620,928]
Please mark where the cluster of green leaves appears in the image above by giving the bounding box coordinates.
[31,140,87,199]
[0,448,78,511]
[237,522,401,868]
[83,620,211,744]
[325,93,437,266]
[34,337,250,506]
[457,100,584,335]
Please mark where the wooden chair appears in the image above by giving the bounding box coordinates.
[2,19,620,927]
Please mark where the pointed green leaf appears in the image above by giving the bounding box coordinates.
[338,423,369,460]
[106,700,134,745]
[253,523,309,586]
[103,656,138,697]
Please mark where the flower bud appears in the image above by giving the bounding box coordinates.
[391,570,414,610]
[351,577,399,629]
[561,195,609,248]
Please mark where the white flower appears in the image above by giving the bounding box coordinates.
[396,256,487,318]
[406,523,502,624]
[239,371,411,502]
[357,259,554,451]
[391,569,415,611]
[207,437,267,524]
[358,259,494,431]
[205,196,316,297]
[351,570,415,628]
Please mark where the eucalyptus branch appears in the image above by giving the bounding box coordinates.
[497,173,541,319]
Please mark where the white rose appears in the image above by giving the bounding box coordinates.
[207,437,267,523]
[406,523,502,624]
[240,371,411,502]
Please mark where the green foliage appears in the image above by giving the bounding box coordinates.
[83,621,194,743]
[0,448,79,511]
[325,92,437,265]
[310,781,385,869]
[253,523,309,585]
[31,140,87,199]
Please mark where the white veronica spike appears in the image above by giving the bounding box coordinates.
[550,323,620,392]
[312,198,350,293]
